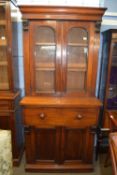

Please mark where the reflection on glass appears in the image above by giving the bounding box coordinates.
[0,26,7,46]
[34,26,56,93]
[66,27,88,92]
[0,3,9,90]
[107,42,117,109]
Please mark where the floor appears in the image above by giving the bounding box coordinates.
[13,153,112,175]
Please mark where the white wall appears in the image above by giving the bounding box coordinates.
[17,0,102,7]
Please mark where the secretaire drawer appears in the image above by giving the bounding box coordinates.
[23,108,99,127]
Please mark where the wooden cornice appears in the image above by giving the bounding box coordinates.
[19,6,106,21]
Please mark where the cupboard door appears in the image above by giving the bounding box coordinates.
[67,27,88,92]
[62,22,93,95]
[62,127,94,164]
[30,21,60,95]
[25,126,61,164]
[0,2,9,90]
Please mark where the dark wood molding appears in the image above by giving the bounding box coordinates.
[19,6,106,21]
[23,19,29,31]
[95,21,101,33]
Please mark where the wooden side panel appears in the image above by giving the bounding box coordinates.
[23,22,31,95]
[0,113,11,129]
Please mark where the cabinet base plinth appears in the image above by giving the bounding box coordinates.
[25,163,94,173]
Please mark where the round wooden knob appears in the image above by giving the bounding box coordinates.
[39,113,45,119]
[76,114,83,120]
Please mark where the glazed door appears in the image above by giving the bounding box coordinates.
[62,22,94,95]
[0,2,9,90]
[30,21,61,95]
[29,21,94,95]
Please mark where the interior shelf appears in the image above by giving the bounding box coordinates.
[0,40,7,46]
[0,20,6,25]
[35,43,56,46]
[35,63,55,71]
[68,63,86,71]
[0,61,8,66]
[68,68,86,72]
[0,3,5,6]
[112,63,117,67]
[68,43,88,47]
[36,67,55,71]
[0,82,9,90]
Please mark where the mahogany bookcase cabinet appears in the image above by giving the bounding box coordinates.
[19,6,106,172]
[0,0,24,165]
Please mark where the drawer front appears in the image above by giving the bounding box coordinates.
[0,100,10,110]
[24,108,99,127]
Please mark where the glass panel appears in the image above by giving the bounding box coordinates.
[0,3,9,90]
[107,42,117,109]
[34,26,56,93]
[66,27,88,92]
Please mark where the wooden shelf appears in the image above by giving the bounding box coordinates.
[0,61,8,66]
[0,83,9,90]
[112,63,117,67]
[35,43,56,46]
[0,39,7,46]
[0,3,5,6]
[68,43,88,47]
[112,55,117,57]
[36,63,55,71]
[68,68,86,72]
[36,90,55,93]
[36,68,55,71]
[68,63,86,71]
[0,20,6,25]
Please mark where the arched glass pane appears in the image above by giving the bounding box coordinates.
[66,27,88,92]
[34,26,56,93]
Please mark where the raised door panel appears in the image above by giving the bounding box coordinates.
[62,127,94,164]
[25,126,61,164]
